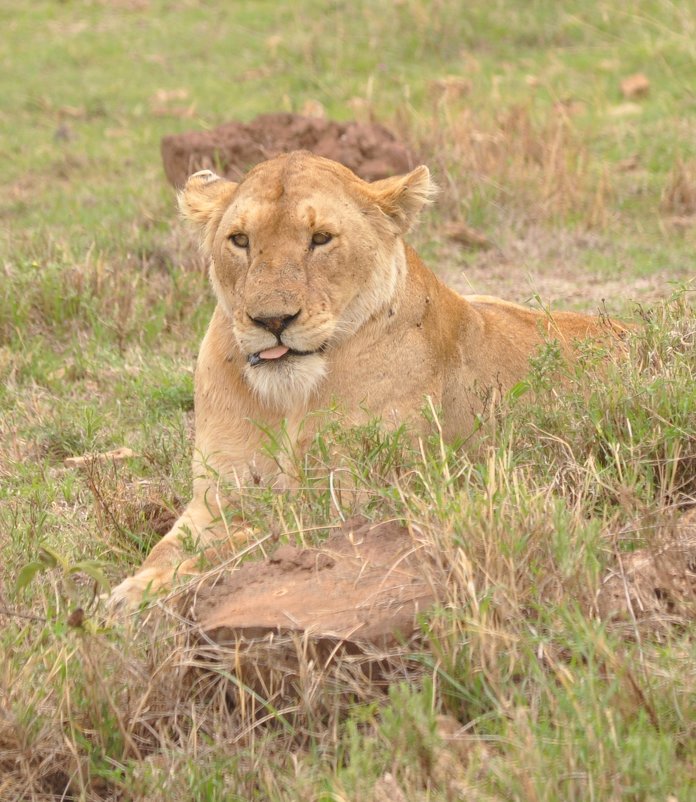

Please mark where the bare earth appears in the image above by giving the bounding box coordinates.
[193,518,434,655]
[161,112,416,188]
[438,231,692,313]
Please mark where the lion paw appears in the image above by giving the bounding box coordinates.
[106,567,171,612]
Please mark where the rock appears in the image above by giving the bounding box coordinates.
[444,221,492,250]
[160,113,416,188]
[620,73,650,99]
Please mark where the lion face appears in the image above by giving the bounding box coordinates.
[180,152,433,409]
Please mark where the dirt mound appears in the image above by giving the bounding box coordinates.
[161,113,415,188]
[597,509,696,627]
[184,519,434,704]
[193,518,434,649]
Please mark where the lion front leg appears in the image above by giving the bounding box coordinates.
[107,495,251,610]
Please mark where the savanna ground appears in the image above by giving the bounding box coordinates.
[1,1,695,800]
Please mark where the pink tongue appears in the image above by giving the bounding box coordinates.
[259,345,290,360]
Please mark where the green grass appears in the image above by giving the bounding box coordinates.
[1,1,695,799]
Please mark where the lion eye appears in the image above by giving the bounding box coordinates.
[230,233,249,249]
[311,231,332,247]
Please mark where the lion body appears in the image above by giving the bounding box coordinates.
[110,151,620,605]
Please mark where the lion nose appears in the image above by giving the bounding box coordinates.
[250,311,300,337]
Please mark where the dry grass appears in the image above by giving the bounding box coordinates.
[404,101,610,229]
[660,158,696,217]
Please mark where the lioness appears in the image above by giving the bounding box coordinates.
[110,150,621,606]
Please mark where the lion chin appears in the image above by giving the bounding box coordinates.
[244,352,328,410]
[108,150,628,610]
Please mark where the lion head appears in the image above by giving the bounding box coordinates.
[179,151,434,409]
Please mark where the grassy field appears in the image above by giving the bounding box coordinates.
[1,1,695,799]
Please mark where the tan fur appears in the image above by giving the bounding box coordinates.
[109,151,623,606]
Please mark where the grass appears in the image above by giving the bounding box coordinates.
[1,1,695,799]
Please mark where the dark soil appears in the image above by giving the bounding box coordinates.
[161,112,416,188]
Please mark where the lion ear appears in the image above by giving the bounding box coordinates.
[178,170,238,240]
[368,165,437,232]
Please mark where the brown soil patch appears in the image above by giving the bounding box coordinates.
[181,519,434,707]
[437,228,694,311]
[161,112,416,188]
[597,509,696,628]
[193,518,433,651]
